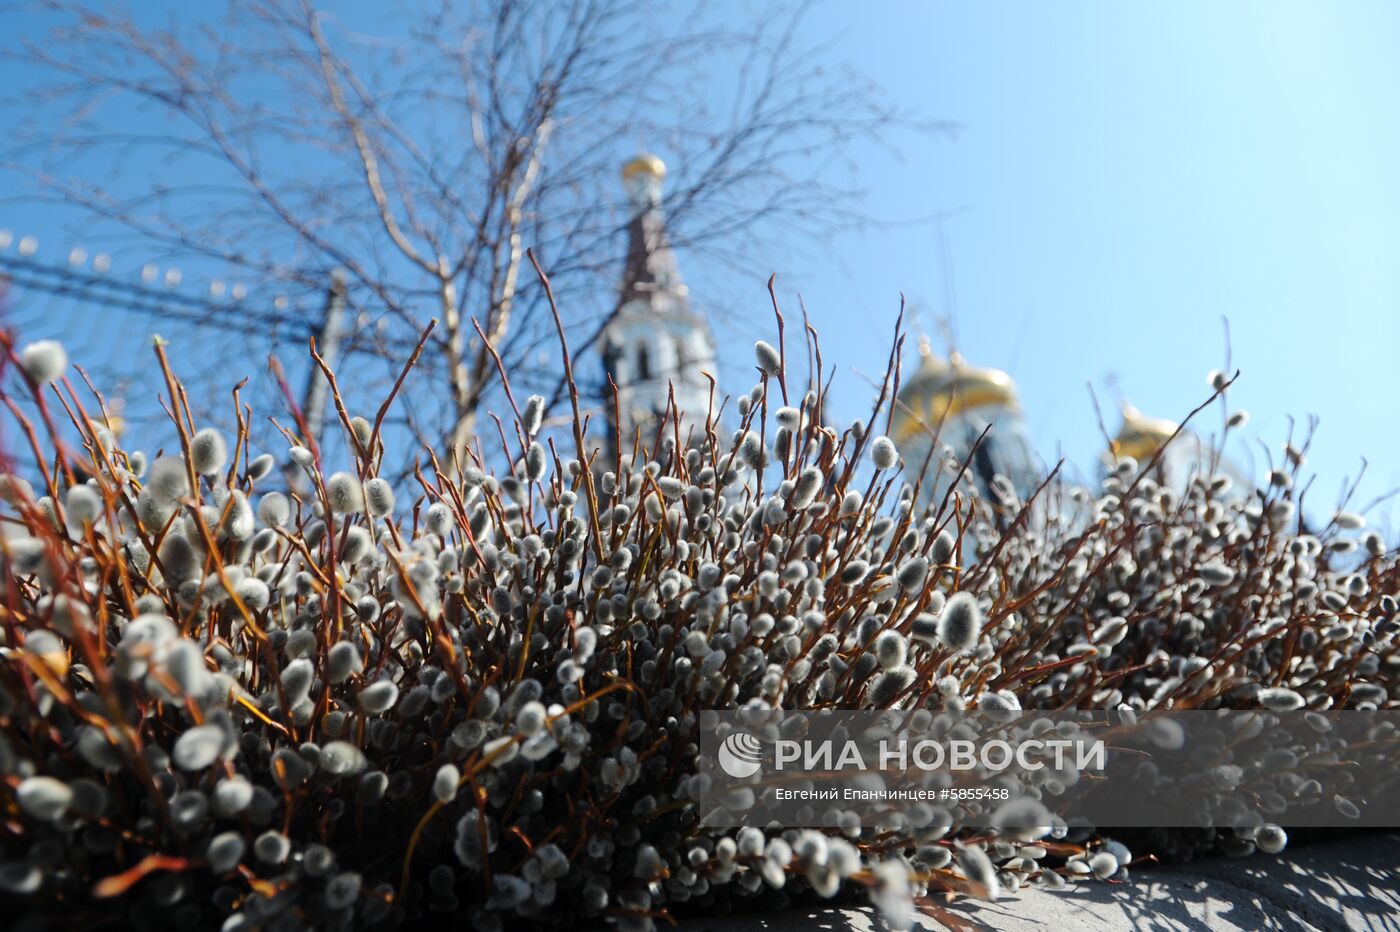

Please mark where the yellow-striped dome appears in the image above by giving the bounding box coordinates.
[622,154,666,180]
[1111,405,1178,461]
[893,342,1019,443]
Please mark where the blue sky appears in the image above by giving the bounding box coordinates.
[733,0,1400,522]
[3,1,1399,524]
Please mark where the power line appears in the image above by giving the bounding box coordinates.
[0,251,317,340]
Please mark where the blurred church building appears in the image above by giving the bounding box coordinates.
[600,152,1238,514]
[889,337,1243,513]
[599,154,717,462]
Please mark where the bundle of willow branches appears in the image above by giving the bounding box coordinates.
[0,308,1392,931]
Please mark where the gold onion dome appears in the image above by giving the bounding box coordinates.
[939,351,1018,414]
[893,339,1018,442]
[1111,405,1178,461]
[622,153,666,180]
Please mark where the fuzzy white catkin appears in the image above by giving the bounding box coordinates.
[896,556,928,591]
[1333,511,1365,530]
[16,776,72,821]
[525,442,547,482]
[522,395,545,435]
[340,526,372,564]
[1255,824,1287,854]
[359,679,399,714]
[364,477,395,517]
[18,340,67,384]
[65,484,102,526]
[173,724,226,771]
[319,741,367,776]
[516,700,547,737]
[206,832,245,873]
[937,592,981,653]
[255,830,290,864]
[574,627,597,662]
[327,641,363,683]
[737,431,764,468]
[1200,562,1235,586]
[1088,851,1119,878]
[869,667,915,709]
[483,735,519,767]
[931,529,956,565]
[792,466,823,509]
[433,764,460,803]
[870,436,898,470]
[158,533,198,583]
[1258,686,1305,710]
[147,456,190,504]
[349,416,373,450]
[235,577,271,611]
[754,340,782,376]
[258,492,291,528]
[425,501,454,536]
[874,630,907,669]
[327,472,364,513]
[190,428,228,476]
[246,453,276,482]
[281,658,314,701]
[1267,500,1295,530]
[223,490,255,540]
[957,846,1000,901]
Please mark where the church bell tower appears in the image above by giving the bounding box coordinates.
[601,155,718,460]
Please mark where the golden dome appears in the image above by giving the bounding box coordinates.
[1111,405,1178,461]
[893,341,1018,443]
[622,154,666,180]
[937,352,1017,416]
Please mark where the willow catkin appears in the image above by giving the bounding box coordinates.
[754,340,782,376]
[257,491,290,528]
[937,592,981,653]
[190,428,228,477]
[172,725,225,771]
[957,846,1000,901]
[364,477,395,517]
[18,341,67,385]
[358,680,399,714]
[246,453,276,482]
[207,832,245,872]
[792,466,823,509]
[1257,687,1305,711]
[326,472,363,513]
[896,556,929,591]
[147,456,190,504]
[327,642,363,684]
[867,665,914,706]
[524,442,547,482]
[64,485,102,526]
[15,777,72,822]
[871,435,898,470]
[522,395,545,436]
[874,630,908,669]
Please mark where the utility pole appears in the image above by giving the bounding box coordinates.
[284,268,347,493]
[301,268,348,449]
